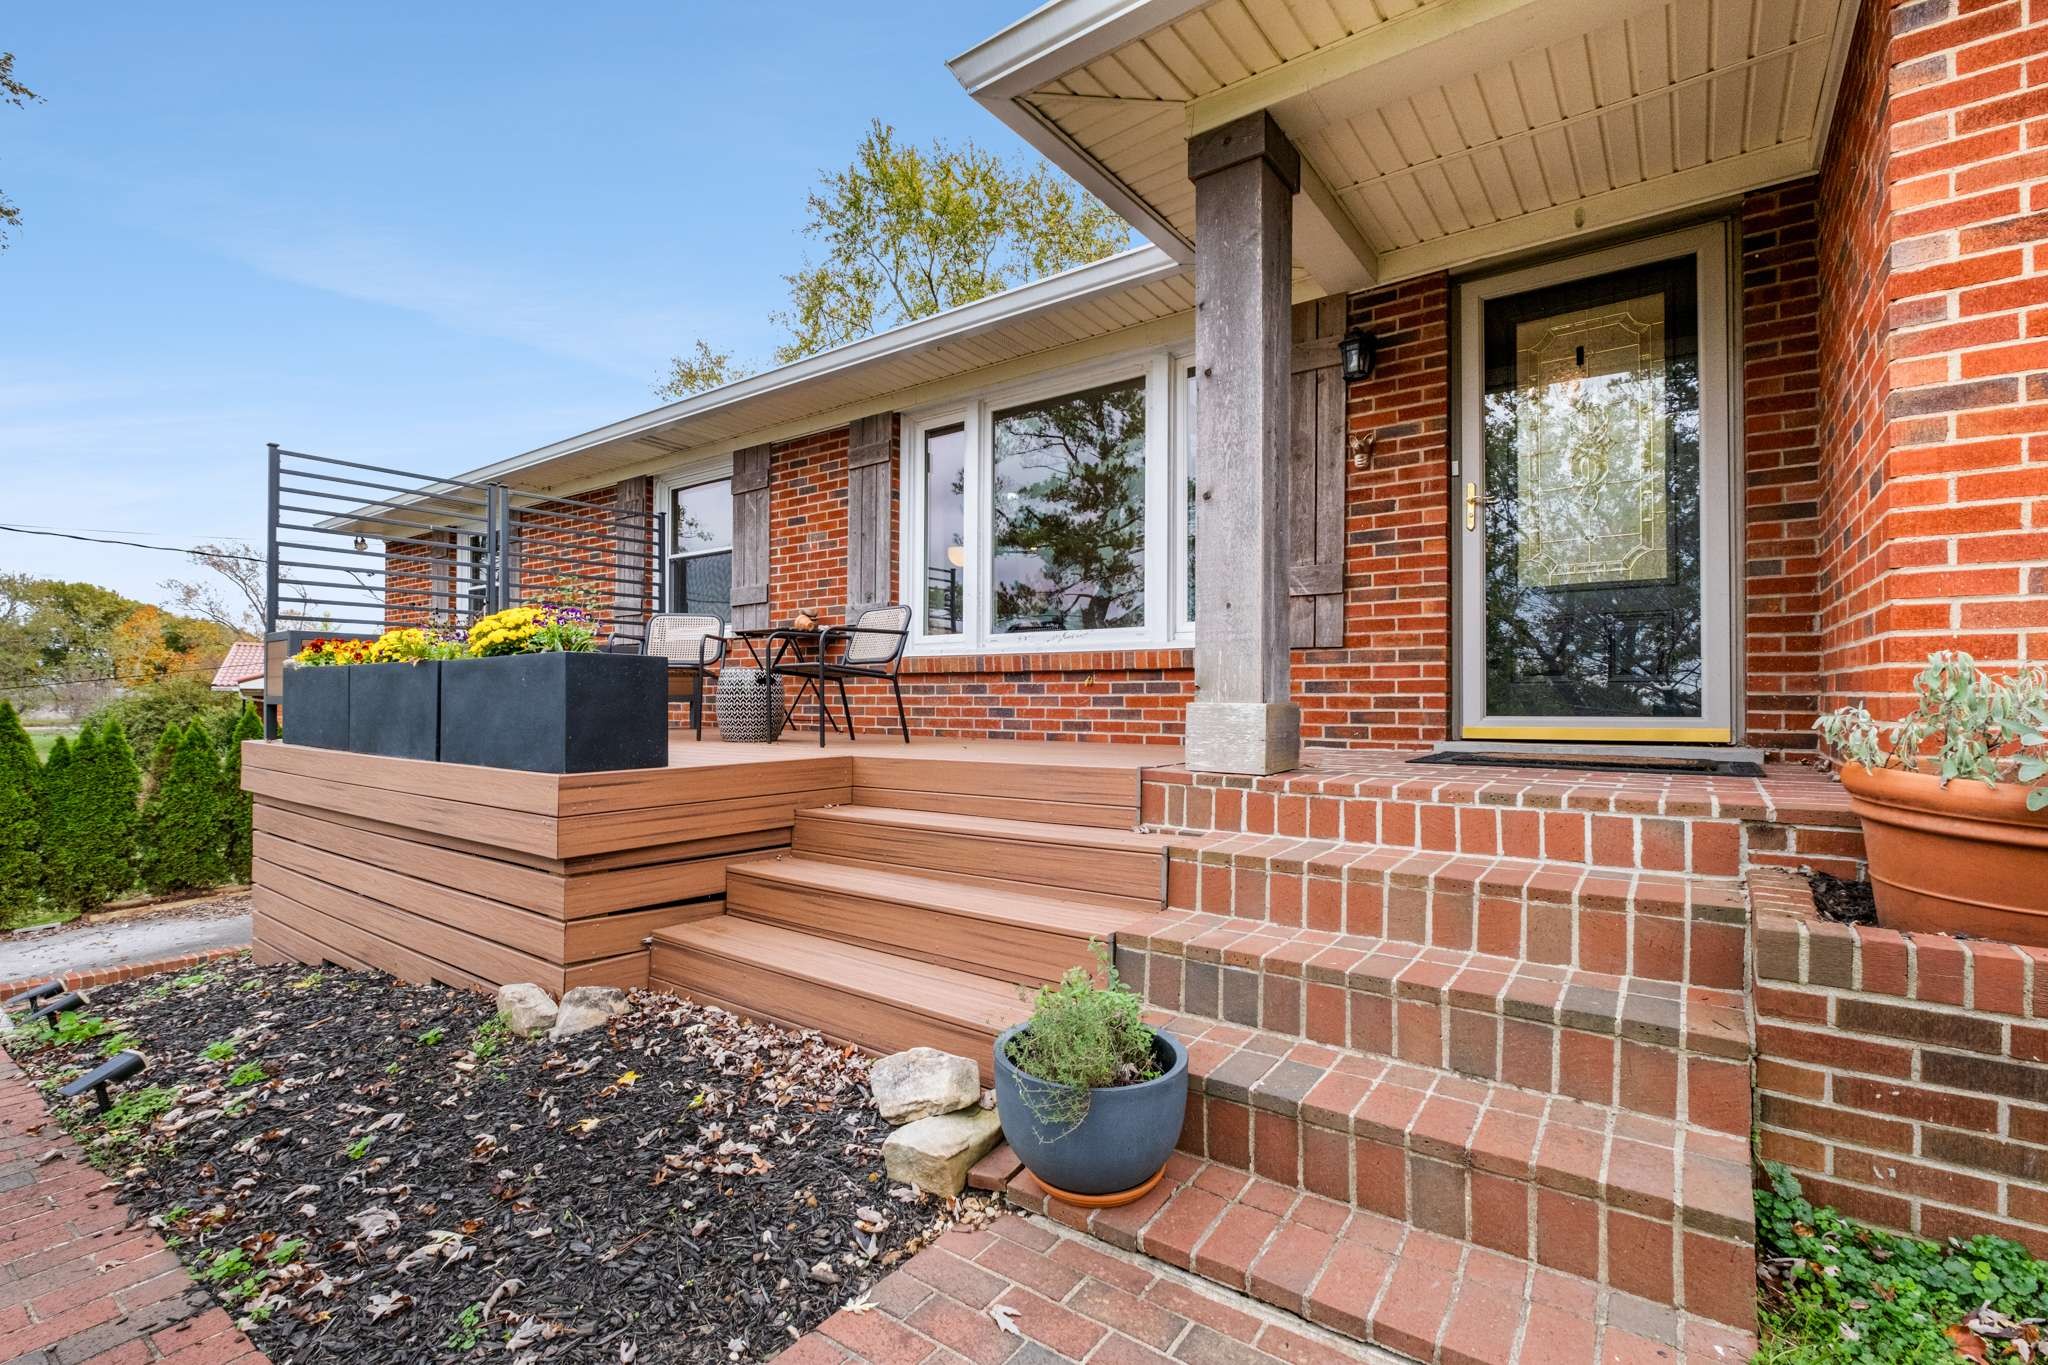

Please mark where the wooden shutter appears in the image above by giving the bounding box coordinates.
[1289,295,1347,648]
[845,413,895,613]
[729,443,772,631]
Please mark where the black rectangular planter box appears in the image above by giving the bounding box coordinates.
[438,652,668,774]
[280,665,350,751]
[346,662,441,761]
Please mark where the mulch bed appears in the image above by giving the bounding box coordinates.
[1806,870,1877,926]
[3,959,981,1363]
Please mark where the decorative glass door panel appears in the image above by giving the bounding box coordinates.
[1456,227,1732,743]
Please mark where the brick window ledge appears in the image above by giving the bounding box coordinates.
[901,646,1193,676]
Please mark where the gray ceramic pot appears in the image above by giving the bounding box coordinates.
[993,1024,1187,1198]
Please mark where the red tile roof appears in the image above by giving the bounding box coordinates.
[210,640,266,691]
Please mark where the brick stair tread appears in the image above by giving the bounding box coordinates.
[1149,749,1854,825]
[1004,1153,1757,1365]
[729,853,1150,940]
[801,802,1172,853]
[1166,1009,1755,1243]
[1164,833,1748,914]
[1126,908,1750,1059]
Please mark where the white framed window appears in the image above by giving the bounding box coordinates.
[655,457,735,623]
[901,349,1192,655]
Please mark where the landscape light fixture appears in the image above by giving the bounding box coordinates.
[1339,328,1377,383]
[60,1051,147,1115]
[3,980,63,1012]
[26,991,87,1023]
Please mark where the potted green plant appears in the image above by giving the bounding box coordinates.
[1817,651,2048,946]
[992,945,1187,1208]
[438,605,667,773]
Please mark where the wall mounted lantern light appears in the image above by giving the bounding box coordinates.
[1339,328,1377,383]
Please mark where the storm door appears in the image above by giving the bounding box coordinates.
[1454,225,1733,743]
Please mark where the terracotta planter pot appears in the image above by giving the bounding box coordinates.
[1840,762,2048,947]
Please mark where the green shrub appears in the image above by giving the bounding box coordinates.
[217,703,261,881]
[0,700,44,920]
[38,732,80,903]
[1757,1162,2048,1362]
[138,724,224,893]
[71,720,140,905]
[83,675,236,765]
[1004,942,1159,1132]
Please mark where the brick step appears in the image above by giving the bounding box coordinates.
[649,916,1027,1081]
[792,803,1169,905]
[1143,753,1864,879]
[1003,1153,1756,1364]
[1117,910,1750,1133]
[1155,1010,1754,1324]
[726,854,1148,986]
[1164,835,1748,989]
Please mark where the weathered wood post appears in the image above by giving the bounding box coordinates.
[1185,112,1301,774]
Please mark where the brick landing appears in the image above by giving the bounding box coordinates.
[789,1212,1395,1365]
[1003,1153,1754,1365]
[0,1053,267,1365]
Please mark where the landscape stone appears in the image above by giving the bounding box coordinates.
[495,983,557,1039]
[869,1047,980,1125]
[882,1106,1003,1197]
[549,986,631,1040]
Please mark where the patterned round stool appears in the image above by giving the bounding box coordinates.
[714,666,784,743]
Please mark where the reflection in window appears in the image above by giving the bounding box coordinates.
[1183,366,1196,622]
[922,424,966,635]
[668,478,733,622]
[990,379,1147,634]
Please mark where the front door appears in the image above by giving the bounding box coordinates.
[1454,224,1734,744]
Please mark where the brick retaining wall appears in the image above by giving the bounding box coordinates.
[1751,869,2048,1256]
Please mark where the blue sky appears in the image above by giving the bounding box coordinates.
[0,1,1031,603]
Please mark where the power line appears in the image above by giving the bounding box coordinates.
[0,661,234,695]
[0,525,266,562]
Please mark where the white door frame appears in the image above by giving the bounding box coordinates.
[1452,221,1737,744]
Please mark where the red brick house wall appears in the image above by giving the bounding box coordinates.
[1741,181,1827,756]
[1752,870,2048,1258]
[1814,0,2048,719]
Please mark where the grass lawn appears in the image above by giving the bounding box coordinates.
[27,726,78,760]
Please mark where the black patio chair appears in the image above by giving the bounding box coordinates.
[641,613,727,740]
[769,603,913,747]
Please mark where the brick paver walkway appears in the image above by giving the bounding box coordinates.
[0,1051,268,1365]
[786,1212,1397,1364]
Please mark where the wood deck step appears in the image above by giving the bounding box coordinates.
[793,804,1168,903]
[647,917,1027,1078]
[725,854,1147,986]
[849,751,1149,830]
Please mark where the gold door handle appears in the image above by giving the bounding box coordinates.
[1464,482,1480,531]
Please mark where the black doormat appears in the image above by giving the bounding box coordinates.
[1409,750,1764,778]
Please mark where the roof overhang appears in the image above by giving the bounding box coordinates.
[952,0,1860,292]
[450,244,1193,495]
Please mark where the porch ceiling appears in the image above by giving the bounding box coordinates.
[953,0,1860,292]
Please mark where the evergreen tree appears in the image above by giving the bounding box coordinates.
[0,700,43,920]
[217,703,261,882]
[139,723,223,894]
[144,724,179,796]
[39,731,80,906]
[78,720,141,905]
